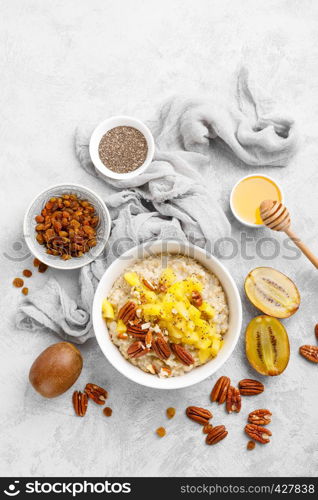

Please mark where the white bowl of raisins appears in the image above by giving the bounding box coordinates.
[24,183,111,270]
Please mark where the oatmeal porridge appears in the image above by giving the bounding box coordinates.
[102,254,229,378]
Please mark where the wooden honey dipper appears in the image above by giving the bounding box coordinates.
[260,200,318,269]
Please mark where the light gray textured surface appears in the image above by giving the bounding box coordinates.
[0,0,317,478]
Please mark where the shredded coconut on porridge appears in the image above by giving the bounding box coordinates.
[102,254,229,378]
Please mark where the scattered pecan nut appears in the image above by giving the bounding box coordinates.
[72,391,88,417]
[191,291,203,308]
[127,321,147,339]
[127,341,150,359]
[118,301,137,324]
[238,379,264,396]
[315,324,318,342]
[206,425,228,445]
[245,424,272,444]
[226,386,241,413]
[152,337,171,360]
[171,343,194,366]
[210,376,230,404]
[299,345,318,363]
[85,383,108,405]
[186,406,212,425]
[248,409,272,426]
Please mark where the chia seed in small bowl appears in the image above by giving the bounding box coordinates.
[89,116,155,180]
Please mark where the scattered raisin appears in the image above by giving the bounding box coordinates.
[33,258,41,267]
[23,269,32,278]
[203,424,213,434]
[22,287,29,296]
[247,440,255,450]
[38,263,48,273]
[166,407,176,419]
[103,407,112,417]
[13,278,24,288]
[156,427,166,438]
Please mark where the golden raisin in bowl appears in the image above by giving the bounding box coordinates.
[13,278,24,288]
[34,193,99,261]
[24,185,111,271]
[22,287,29,296]
[23,269,32,277]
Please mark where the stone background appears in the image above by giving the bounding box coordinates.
[0,0,317,477]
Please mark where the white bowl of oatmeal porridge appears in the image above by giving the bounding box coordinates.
[92,240,242,389]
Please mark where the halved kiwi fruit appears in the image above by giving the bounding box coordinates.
[245,267,300,318]
[246,315,290,376]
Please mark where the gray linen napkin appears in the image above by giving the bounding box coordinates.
[16,68,299,343]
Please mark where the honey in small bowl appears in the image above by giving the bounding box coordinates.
[230,175,283,227]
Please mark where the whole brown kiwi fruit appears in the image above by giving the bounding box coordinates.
[29,342,83,398]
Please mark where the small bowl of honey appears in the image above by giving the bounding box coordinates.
[230,174,284,228]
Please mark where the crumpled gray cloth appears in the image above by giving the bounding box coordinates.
[16,68,299,343]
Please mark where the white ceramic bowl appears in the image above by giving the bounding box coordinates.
[24,183,111,270]
[230,174,284,228]
[89,115,155,180]
[93,240,242,390]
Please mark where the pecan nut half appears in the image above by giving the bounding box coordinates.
[226,386,241,413]
[186,406,213,425]
[72,391,88,417]
[248,409,272,426]
[118,301,137,324]
[152,337,171,360]
[127,341,150,359]
[85,383,108,405]
[238,379,264,396]
[299,345,318,363]
[245,424,272,444]
[206,425,228,445]
[171,343,194,366]
[210,376,230,404]
[142,278,157,291]
[127,321,147,339]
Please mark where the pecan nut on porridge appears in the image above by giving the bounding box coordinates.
[101,255,229,378]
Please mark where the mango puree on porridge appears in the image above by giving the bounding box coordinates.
[102,255,229,378]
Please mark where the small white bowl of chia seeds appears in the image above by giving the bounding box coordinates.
[89,116,155,180]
